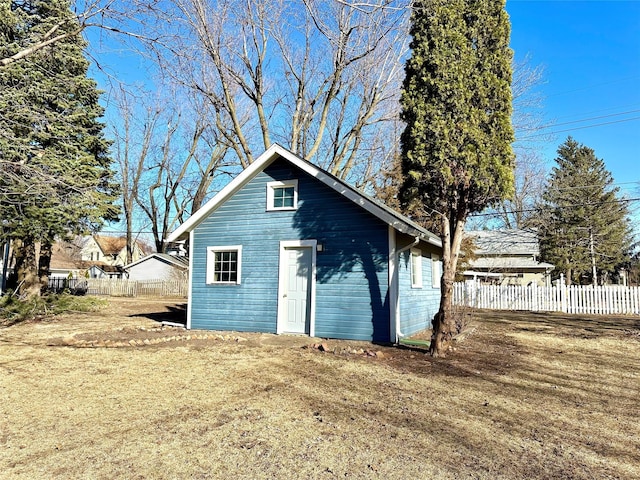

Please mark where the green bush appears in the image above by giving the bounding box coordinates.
[0,294,107,325]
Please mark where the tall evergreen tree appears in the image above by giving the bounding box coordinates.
[0,0,119,296]
[399,0,514,355]
[537,137,632,285]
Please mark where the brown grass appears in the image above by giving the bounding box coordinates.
[1,298,639,479]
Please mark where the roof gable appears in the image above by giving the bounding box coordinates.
[167,144,441,247]
[94,235,127,255]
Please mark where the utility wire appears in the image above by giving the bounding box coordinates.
[551,103,640,122]
[518,109,640,132]
[469,196,640,218]
[519,116,640,140]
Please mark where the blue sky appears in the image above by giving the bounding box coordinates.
[88,0,640,232]
[506,0,640,207]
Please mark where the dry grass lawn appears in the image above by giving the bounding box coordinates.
[1,297,639,479]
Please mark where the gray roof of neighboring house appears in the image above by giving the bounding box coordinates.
[465,229,541,256]
[124,253,189,270]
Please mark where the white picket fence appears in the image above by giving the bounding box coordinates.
[85,278,188,298]
[454,281,640,315]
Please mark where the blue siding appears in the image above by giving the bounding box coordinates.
[190,158,391,342]
[398,241,441,337]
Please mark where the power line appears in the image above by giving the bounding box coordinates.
[469,196,640,218]
[518,109,640,132]
[551,103,640,122]
[519,116,640,140]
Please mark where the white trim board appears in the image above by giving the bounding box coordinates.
[186,230,194,330]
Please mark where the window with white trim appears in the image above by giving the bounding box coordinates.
[206,246,242,284]
[410,248,423,288]
[266,180,298,211]
[431,253,441,288]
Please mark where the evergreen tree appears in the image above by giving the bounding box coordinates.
[0,0,119,296]
[399,0,514,355]
[537,137,633,285]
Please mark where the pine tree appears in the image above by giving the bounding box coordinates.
[537,137,632,285]
[399,0,514,355]
[0,0,120,296]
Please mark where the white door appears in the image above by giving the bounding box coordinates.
[280,246,312,334]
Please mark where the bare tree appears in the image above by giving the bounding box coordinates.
[110,86,230,254]
[141,0,409,187]
[111,86,161,263]
[497,150,547,229]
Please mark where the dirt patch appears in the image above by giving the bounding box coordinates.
[1,298,639,479]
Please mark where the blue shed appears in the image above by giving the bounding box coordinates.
[167,144,442,343]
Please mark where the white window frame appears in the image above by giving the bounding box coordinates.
[410,248,423,289]
[206,245,243,285]
[266,180,298,211]
[431,253,441,288]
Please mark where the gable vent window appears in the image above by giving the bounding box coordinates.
[207,246,242,284]
[267,180,298,211]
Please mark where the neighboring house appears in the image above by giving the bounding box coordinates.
[48,236,150,280]
[81,235,146,267]
[463,229,554,286]
[49,240,91,278]
[124,253,189,281]
[167,144,443,343]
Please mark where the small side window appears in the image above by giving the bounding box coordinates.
[206,246,242,285]
[267,180,298,211]
[410,248,423,289]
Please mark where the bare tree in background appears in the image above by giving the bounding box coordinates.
[504,57,549,229]
[111,86,229,254]
[141,0,409,187]
[111,86,160,263]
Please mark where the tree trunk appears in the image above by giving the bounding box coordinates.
[11,237,40,298]
[430,213,466,356]
[430,269,457,356]
[125,206,134,264]
[38,239,52,294]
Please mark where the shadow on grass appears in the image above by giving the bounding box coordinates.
[130,303,188,326]
[476,309,640,338]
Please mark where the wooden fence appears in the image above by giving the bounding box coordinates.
[48,277,188,298]
[453,281,640,315]
[87,278,188,297]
